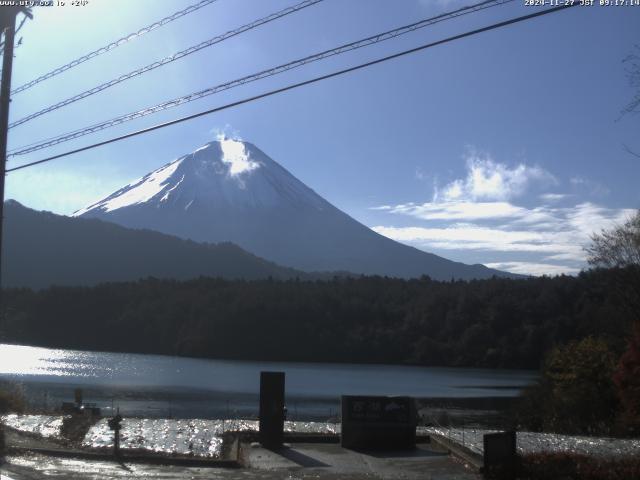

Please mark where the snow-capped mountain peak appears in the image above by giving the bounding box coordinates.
[74,139,512,280]
[74,139,324,216]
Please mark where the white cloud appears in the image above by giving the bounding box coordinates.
[545,252,586,262]
[371,202,635,275]
[443,180,464,200]
[570,176,610,197]
[539,193,572,202]
[369,149,636,276]
[209,129,261,187]
[565,202,631,237]
[219,137,260,176]
[372,224,584,258]
[484,262,581,277]
[437,153,556,202]
[508,207,560,226]
[211,124,242,141]
[381,201,526,221]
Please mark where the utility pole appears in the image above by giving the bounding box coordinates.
[0,5,25,459]
[0,6,30,301]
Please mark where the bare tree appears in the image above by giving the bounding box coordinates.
[622,45,640,157]
[587,210,640,323]
[587,210,640,269]
[622,46,640,116]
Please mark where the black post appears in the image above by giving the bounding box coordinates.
[114,425,120,457]
[259,371,285,449]
[0,421,5,463]
[108,413,123,458]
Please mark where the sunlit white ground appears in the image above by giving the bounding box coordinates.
[422,427,640,458]
[3,414,339,459]
[2,414,67,438]
[6,415,638,460]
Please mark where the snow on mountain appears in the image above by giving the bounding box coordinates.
[75,139,514,280]
[75,160,185,215]
[76,139,326,215]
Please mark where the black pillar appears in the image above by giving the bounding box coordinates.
[259,371,285,449]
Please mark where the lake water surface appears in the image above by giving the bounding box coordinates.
[0,343,536,419]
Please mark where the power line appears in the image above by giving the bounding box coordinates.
[10,0,219,96]
[9,0,324,129]
[6,3,578,174]
[9,0,514,155]
[8,0,509,151]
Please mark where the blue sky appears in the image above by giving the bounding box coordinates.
[5,0,639,276]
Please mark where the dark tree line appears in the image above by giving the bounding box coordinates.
[514,212,640,436]
[0,268,636,370]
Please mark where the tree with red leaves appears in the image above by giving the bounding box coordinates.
[613,325,640,434]
[587,210,640,434]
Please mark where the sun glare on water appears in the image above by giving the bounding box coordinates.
[0,344,103,378]
[0,344,67,376]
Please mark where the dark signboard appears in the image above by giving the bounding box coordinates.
[341,395,417,450]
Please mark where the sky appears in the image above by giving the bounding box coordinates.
[4,0,639,276]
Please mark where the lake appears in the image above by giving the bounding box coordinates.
[0,343,536,420]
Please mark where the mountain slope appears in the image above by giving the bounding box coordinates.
[2,200,308,289]
[76,139,514,280]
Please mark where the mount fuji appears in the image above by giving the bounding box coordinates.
[75,139,511,280]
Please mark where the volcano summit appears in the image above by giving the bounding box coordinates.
[75,139,510,280]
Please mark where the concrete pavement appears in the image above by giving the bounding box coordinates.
[1,441,480,479]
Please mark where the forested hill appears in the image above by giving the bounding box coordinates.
[1,269,635,369]
[2,200,309,288]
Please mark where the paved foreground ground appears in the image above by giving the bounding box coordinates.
[0,442,480,479]
[245,442,480,479]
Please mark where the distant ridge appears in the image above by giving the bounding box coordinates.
[76,139,517,280]
[2,200,310,289]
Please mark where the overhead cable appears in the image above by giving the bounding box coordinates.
[6,3,578,173]
[11,0,220,95]
[9,0,324,129]
[9,0,513,154]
